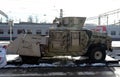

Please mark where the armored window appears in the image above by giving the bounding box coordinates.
[8,29,13,34]
[0,29,4,34]
[111,31,116,35]
[71,32,79,39]
[17,29,25,34]
[36,30,41,34]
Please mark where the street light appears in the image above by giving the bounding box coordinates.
[8,20,14,42]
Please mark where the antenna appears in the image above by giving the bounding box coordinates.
[60,9,63,26]
[60,9,63,18]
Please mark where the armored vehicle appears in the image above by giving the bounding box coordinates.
[7,17,112,63]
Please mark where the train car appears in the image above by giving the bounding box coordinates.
[0,22,56,40]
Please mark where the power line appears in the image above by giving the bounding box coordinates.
[86,8,120,25]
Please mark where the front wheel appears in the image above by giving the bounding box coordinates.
[89,48,106,61]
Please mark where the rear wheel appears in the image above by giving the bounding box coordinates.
[89,48,106,61]
[20,55,40,64]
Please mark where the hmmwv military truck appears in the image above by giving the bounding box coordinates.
[6,17,112,63]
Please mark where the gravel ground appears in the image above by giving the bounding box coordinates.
[0,66,118,77]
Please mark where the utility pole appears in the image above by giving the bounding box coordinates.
[8,20,14,42]
[107,15,109,26]
[98,16,101,25]
[60,9,63,26]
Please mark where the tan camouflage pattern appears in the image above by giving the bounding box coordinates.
[90,31,112,50]
[47,29,89,56]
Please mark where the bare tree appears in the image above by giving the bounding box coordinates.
[28,16,33,23]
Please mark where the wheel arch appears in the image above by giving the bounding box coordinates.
[87,43,107,52]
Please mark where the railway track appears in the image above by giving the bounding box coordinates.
[0,54,120,77]
[0,61,119,77]
[0,66,118,77]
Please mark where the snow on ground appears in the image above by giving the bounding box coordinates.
[6,55,19,61]
[0,41,10,48]
[112,41,120,47]
[107,41,120,60]
[107,50,120,60]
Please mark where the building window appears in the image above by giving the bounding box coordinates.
[27,29,32,34]
[0,29,4,34]
[46,30,49,35]
[36,30,41,34]
[111,31,116,35]
[119,31,120,35]
[17,29,25,34]
[8,29,13,34]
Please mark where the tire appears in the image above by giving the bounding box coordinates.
[89,48,106,61]
[20,55,40,64]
